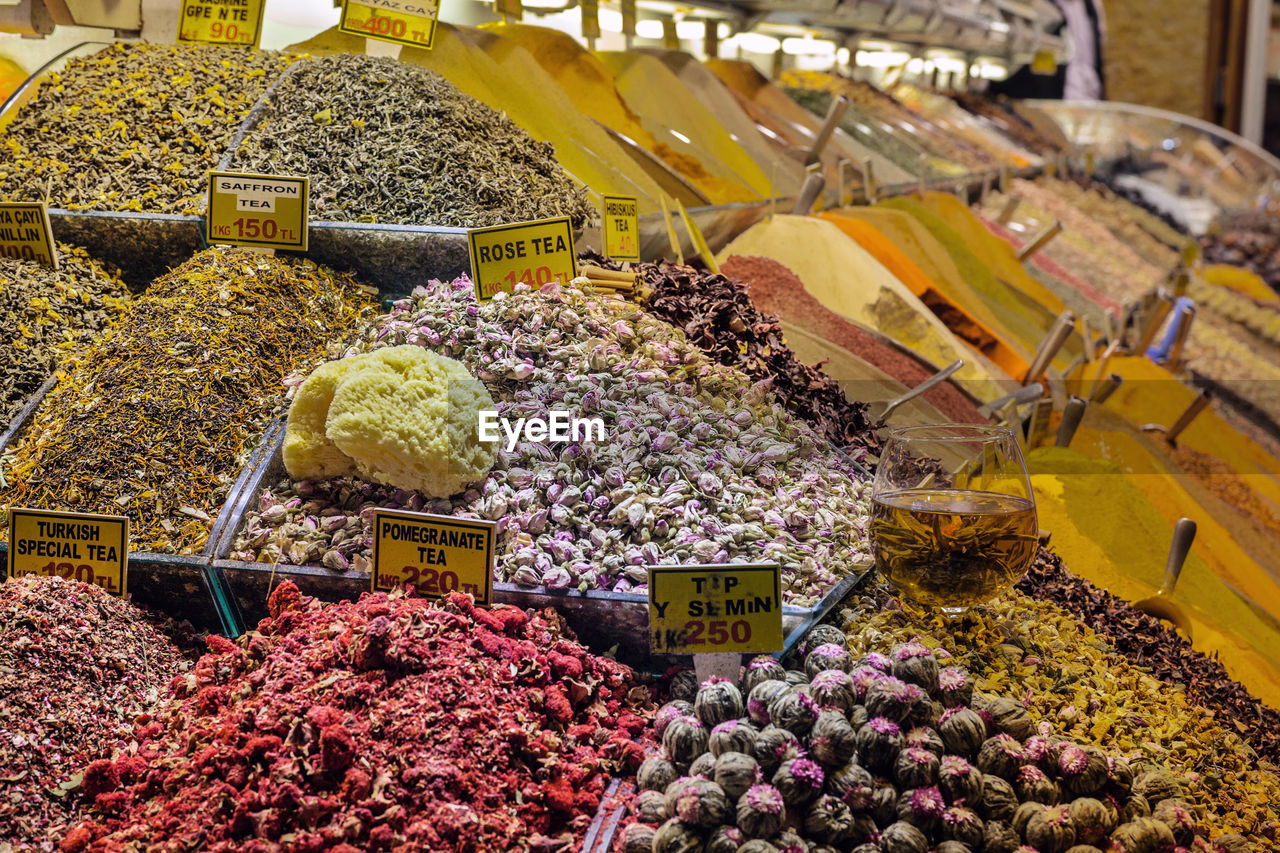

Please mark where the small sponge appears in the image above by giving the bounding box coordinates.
[282,353,374,482]
[283,345,497,497]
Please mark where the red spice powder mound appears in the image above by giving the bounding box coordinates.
[64,584,653,853]
[721,254,987,424]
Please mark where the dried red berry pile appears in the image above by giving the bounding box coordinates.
[65,583,652,852]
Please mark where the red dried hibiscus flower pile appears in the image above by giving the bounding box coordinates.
[63,583,651,852]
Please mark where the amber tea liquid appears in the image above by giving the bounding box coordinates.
[870,489,1037,609]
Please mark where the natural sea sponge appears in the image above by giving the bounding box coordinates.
[282,354,373,482]
[324,345,497,496]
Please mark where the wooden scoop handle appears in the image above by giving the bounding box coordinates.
[1160,518,1197,597]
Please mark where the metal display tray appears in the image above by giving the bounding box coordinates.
[208,420,869,662]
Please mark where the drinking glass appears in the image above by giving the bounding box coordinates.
[869,424,1038,614]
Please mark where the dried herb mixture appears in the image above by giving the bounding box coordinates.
[0,245,130,428]
[1019,549,1280,766]
[841,571,1280,846]
[228,54,596,229]
[0,43,293,214]
[64,583,650,852]
[0,247,375,553]
[0,575,187,850]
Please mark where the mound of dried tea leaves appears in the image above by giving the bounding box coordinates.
[0,43,293,214]
[0,575,187,849]
[0,245,130,427]
[63,583,650,852]
[0,247,375,554]
[228,54,596,229]
[231,276,871,604]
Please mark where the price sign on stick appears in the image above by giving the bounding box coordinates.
[648,564,783,654]
[339,0,441,49]
[468,216,576,301]
[177,0,265,46]
[601,195,639,262]
[207,171,308,252]
[8,508,128,598]
[0,202,58,269]
[371,509,495,604]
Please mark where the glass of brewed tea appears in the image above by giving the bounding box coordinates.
[870,424,1037,614]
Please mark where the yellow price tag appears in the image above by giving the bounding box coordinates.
[371,509,495,604]
[581,0,600,39]
[177,0,265,46]
[339,0,441,49]
[207,171,308,252]
[648,564,783,654]
[0,202,58,269]
[1031,50,1057,75]
[620,0,635,36]
[1181,241,1202,268]
[8,508,128,598]
[601,195,639,262]
[468,216,577,301]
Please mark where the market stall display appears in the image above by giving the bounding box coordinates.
[0,22,1277,853]
[230,275,871,603]
[0,247,375,553]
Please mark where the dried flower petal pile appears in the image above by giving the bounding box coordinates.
[0,576,187,849]
[232,276,870,603]
[0,245,130,426]
[228,54,596,229]
[64,582,650,852]
[839,576,1280,846]
[0,43,292,214]
[0,247,375,553]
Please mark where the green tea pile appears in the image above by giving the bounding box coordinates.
[227,54,596,228]
[623,631,1228,853]
[0,245,130,427]
[0,247,375,553]
[0,575,187,849]
[0,43,293,214]
[838,585,1279,848]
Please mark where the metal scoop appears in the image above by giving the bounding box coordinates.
[1132,518,1196,640]
[868,359,963,421]
[977,383,1045,420]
